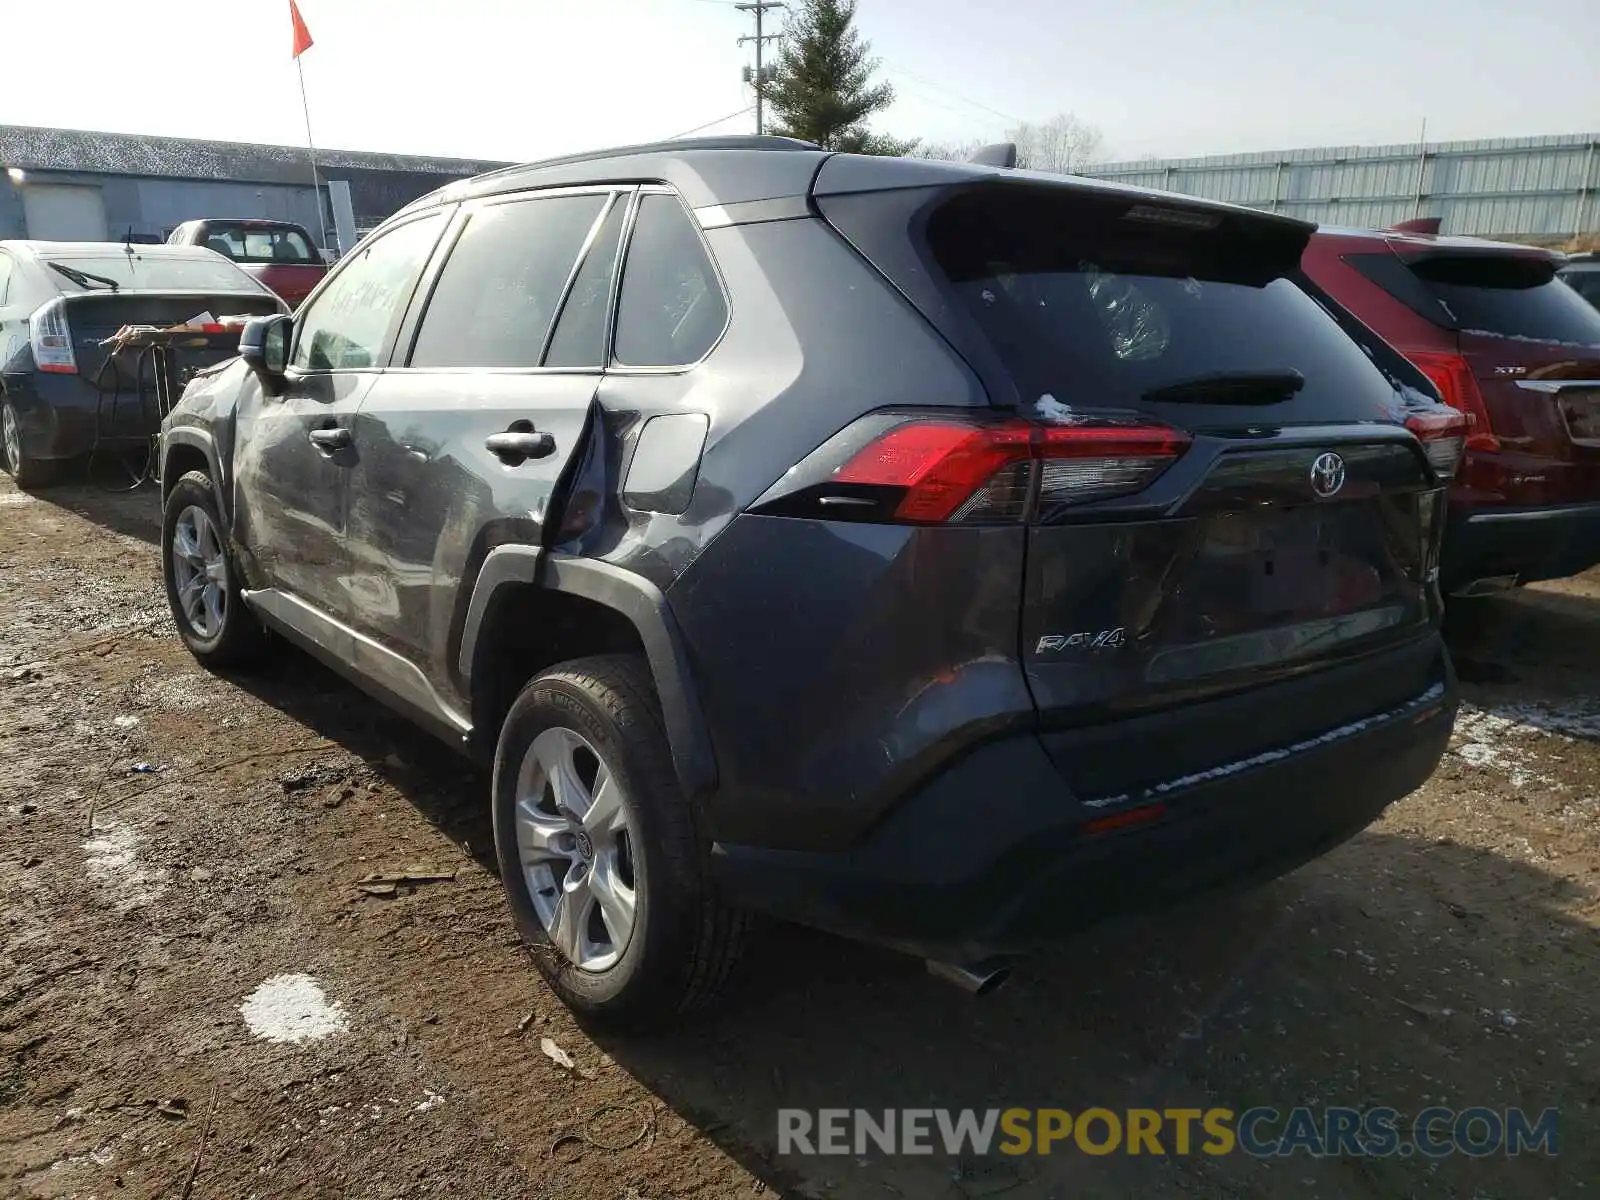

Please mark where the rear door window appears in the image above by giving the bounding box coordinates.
[919,187,1401,423]
[544,196,628,369]
[612,193,728,367]
[408,192,607,369]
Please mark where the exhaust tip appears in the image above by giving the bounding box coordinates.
[927,958,1013,996]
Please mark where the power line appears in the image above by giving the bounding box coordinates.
[878,58,1024,126]
[665,106,756,140]
[735,1,786,136]
[881,73,1007,133]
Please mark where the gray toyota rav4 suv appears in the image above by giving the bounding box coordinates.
[158,136,1462,1027]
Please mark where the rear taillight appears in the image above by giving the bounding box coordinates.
[1406,351,1498,453]
[28,298,77,374]
[1033,425,1192,512]
[765,413,1191,525]
[1404,408,1469,481]
[833,421,1034,522]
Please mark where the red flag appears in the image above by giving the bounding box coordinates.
[289,0,314,58]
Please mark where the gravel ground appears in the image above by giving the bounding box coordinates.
[2,473,1597,1199]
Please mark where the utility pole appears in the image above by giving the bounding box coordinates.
[736,1,785,135]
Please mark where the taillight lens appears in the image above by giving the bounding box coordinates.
[772,413,1191,525]
[29,298,77,374]
[1404,408,1469,481]
[1033,426,1193,512]
[1406,351,1498,452]
[833,421,1034,522]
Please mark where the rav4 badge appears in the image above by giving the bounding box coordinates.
[1037,628,1127,654]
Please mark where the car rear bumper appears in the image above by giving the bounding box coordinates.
[1442,500,1600,592]
[711,646,1455,962]
[2,369,153,461]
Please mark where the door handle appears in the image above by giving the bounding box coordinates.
[486,428,556,463]
[309,426,352,451]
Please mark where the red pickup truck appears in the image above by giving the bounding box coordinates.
[165,219,329,309]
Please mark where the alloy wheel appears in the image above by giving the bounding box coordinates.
[514,726,638,972]
[170,505,228,640]
[2,406,19,473]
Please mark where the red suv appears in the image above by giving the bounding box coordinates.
[1304,223,1600,595]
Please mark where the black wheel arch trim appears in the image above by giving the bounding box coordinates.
[458,547,718,799]
[160,430,227,518]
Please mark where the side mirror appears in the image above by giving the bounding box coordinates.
[239,314,292,389]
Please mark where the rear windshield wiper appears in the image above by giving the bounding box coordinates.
[46,261,120,291]
[1142,369,1305,404]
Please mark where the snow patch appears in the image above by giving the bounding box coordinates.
[82,820,165,911]
[1086,682,1446,808]
[50,1144,116,1172]
[240,974,349,1044]
[414,1090,446,1113]
[1034,393,1084,423]
[1451,699,1600,787]
[1460,328,1600,351]
[112,715,140,729]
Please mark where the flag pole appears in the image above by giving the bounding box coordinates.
[296,55,329,252]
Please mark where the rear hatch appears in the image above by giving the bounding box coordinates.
[1360,245,1600,506]
[815,168,1453,787]
[64,292,284,383]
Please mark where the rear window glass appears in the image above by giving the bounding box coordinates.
[202,224,317,265]
[924,189,1398,416]
[44,253,263,293]
[1409,255,1600,345]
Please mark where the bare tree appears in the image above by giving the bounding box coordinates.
[908,138,985,163]
[1006,113,1105,174]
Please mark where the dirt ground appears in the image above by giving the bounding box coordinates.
[2,470,1597,1200]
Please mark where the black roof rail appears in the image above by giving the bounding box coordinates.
[468,134,821,186]
[969,142,1018,169]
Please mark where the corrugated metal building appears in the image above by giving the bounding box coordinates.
[1080,132,1600,240]
[0,124,510,248]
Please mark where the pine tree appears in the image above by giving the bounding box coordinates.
[764,0,911,154]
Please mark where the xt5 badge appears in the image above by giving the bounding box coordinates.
[1036,628,1126,654]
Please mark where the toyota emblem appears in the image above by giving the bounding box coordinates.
[1309,452,1346,499]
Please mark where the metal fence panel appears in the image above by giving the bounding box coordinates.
[1082,133,1600,239]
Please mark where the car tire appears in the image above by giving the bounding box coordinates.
[161,470,267,667]
[492,654,748,1030]
[1,399,56,490]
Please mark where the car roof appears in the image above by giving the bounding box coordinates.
[395,135,830,218]
[192,218,307,229]
[1312,224,1562,260]
[392,135,1314,236]
[3,240,237,260]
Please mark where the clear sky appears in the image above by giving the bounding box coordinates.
[5,0,1596,164]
